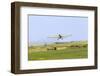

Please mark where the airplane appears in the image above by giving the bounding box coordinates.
[48,34,72,40]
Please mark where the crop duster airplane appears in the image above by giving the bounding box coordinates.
[48,34,72,40]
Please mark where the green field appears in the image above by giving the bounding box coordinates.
[28,41,88,60]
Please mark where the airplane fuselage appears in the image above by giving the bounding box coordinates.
[58,34,63,40]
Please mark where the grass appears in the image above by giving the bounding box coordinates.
[28,41,88,60]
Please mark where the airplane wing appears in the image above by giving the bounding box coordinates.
[48,34,72,38]
[48,36,58,38]
[48,34,59,38]
[61,34,72,37]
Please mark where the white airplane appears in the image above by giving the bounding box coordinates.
[48,34,72,40]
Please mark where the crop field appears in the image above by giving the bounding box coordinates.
[28,41,88,60]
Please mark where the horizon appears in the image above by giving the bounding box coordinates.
[29,40,88,47]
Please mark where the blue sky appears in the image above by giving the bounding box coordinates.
[28,15,88,43]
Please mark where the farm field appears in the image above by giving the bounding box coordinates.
[28,41,88,60]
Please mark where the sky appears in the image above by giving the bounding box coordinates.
[28,15,88,44]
